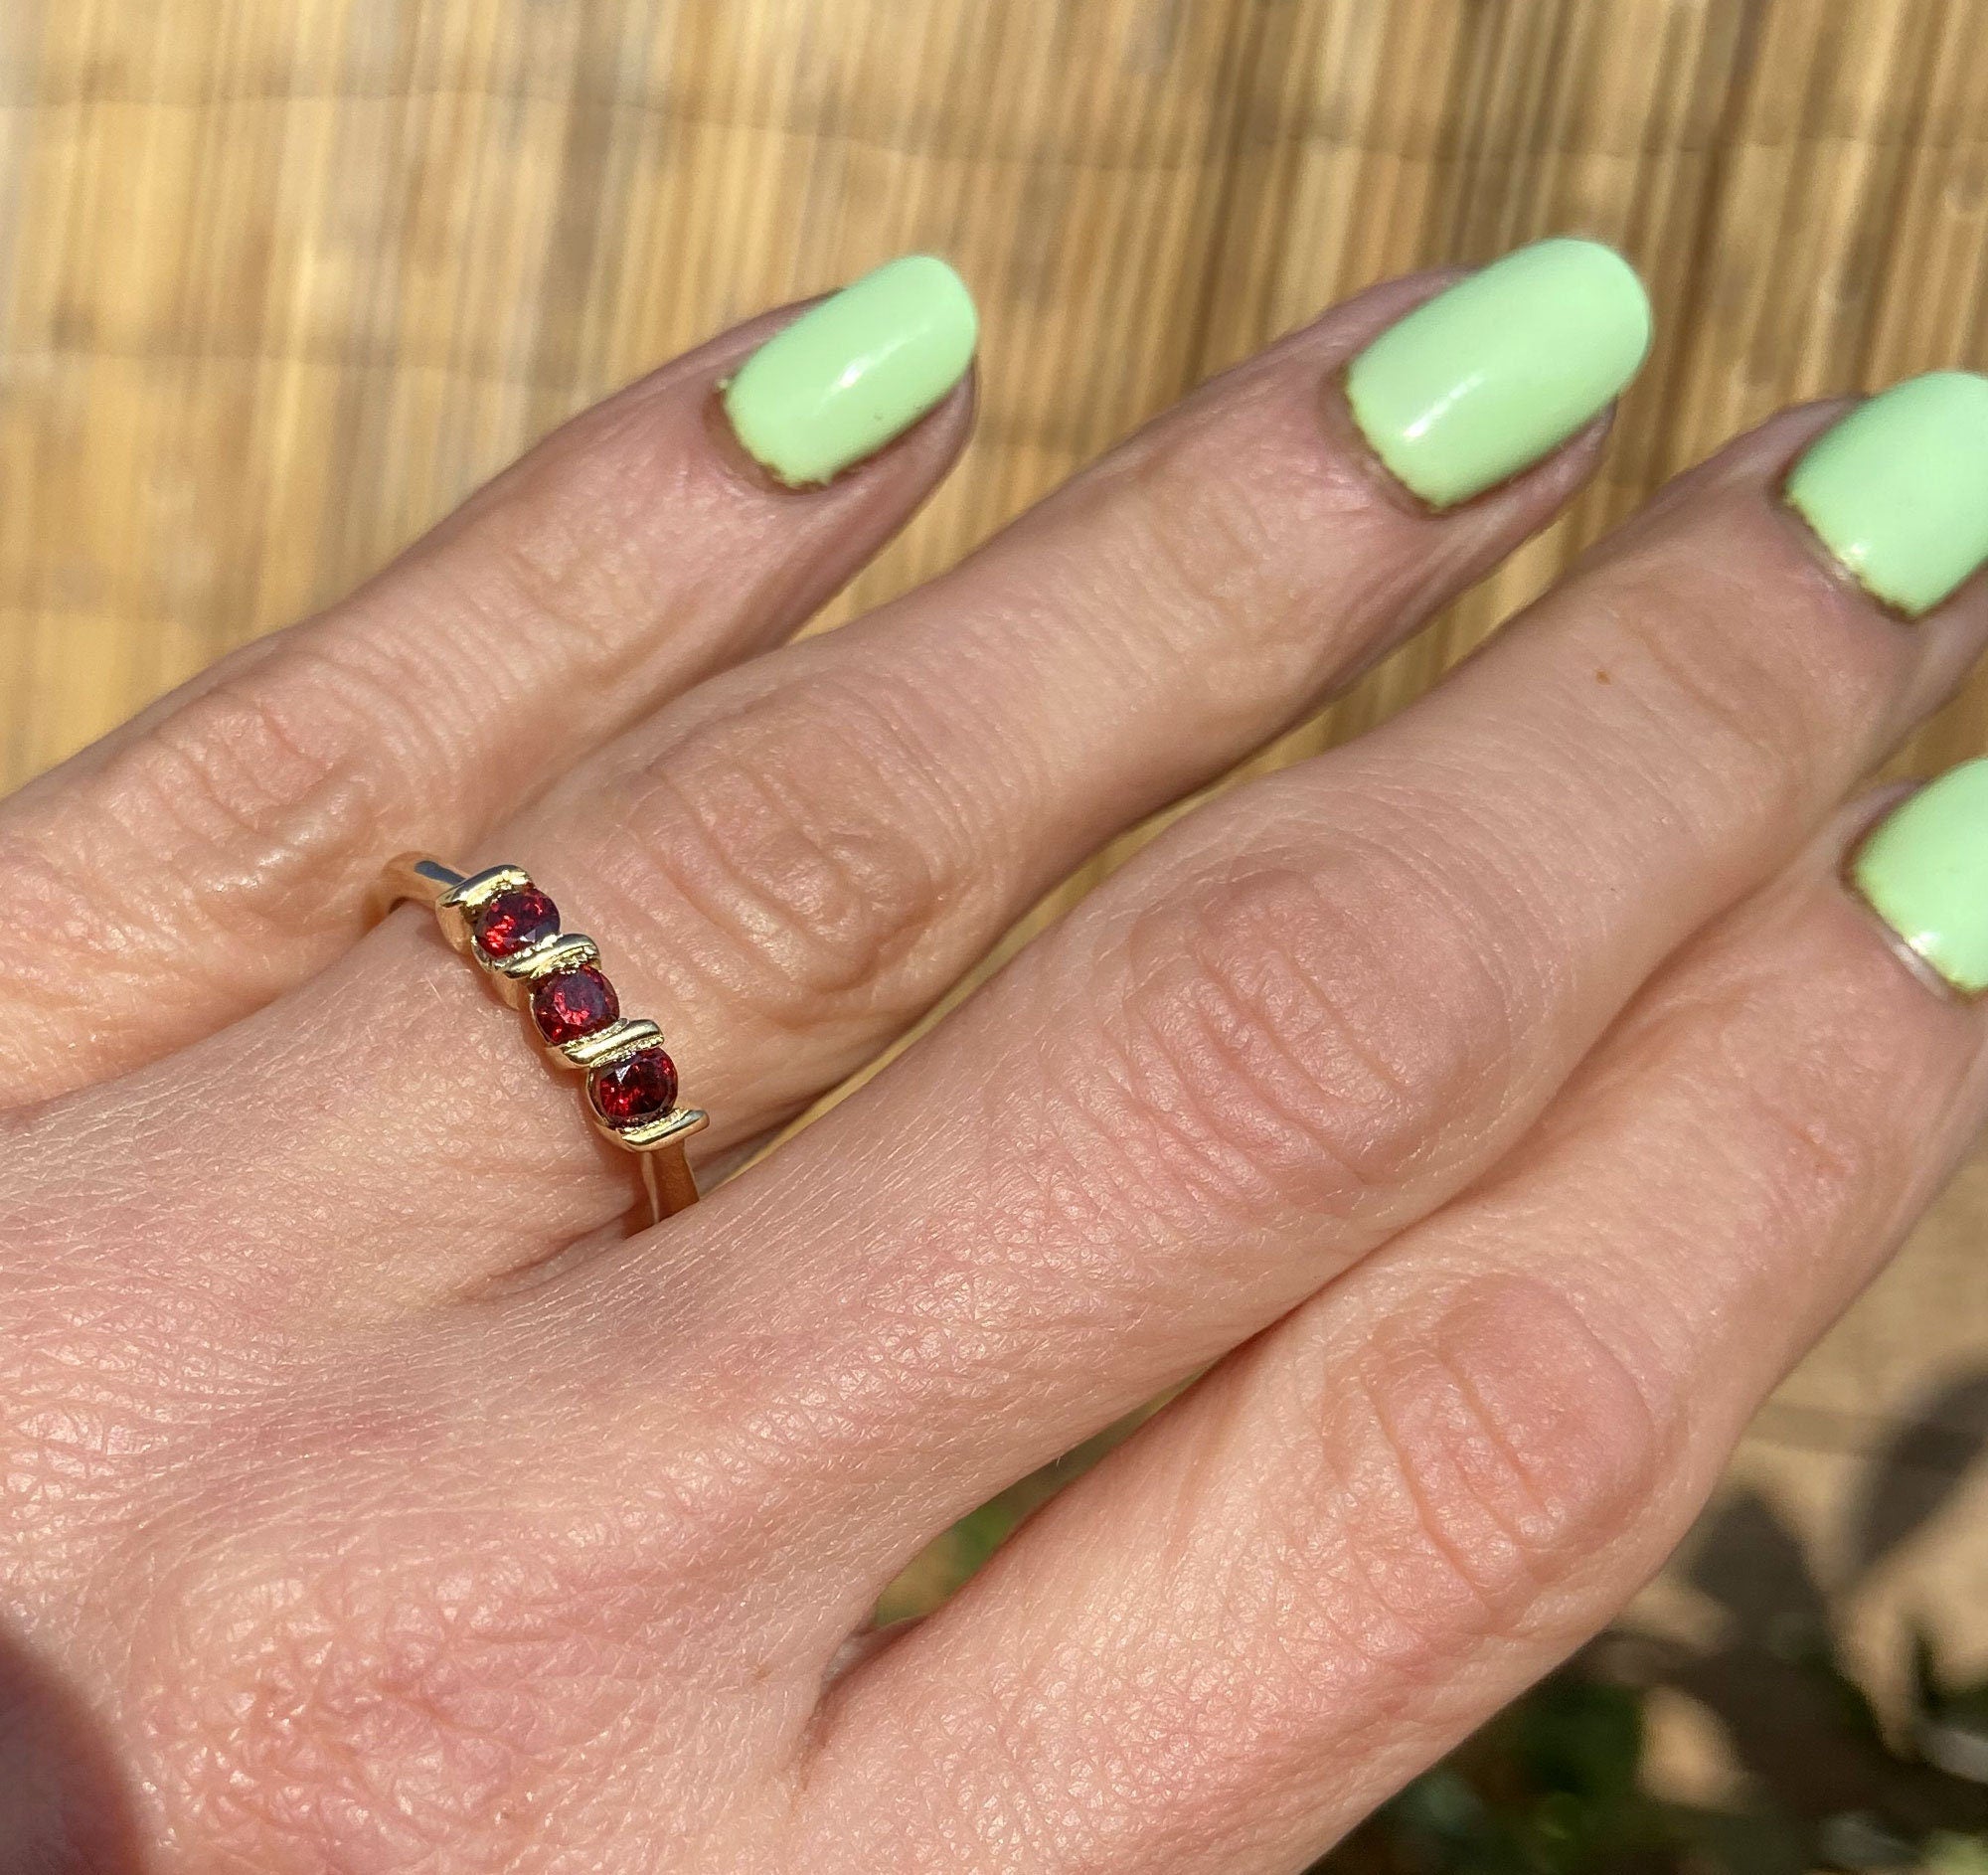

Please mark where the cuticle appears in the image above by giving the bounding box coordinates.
[701,387,823,496]
[1772,397,1942,627]
[1325,364,1619,520]
[1773,490,1924,626]
[703,369,975,498]
[1324,366,1445,520]
[1838,787,1983,1006]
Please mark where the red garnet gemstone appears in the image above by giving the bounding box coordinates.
[589,1046,679,1125]
[473,886,559,958]
[531,966,620,1046]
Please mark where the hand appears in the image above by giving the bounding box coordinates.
[6,241,1988,1874]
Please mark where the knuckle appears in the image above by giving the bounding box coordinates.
[1701,977,1897,1278]
[449,397,704,658]
[1585,543,1883,816]
[140,1519,639,1871]
[464,480,657,666]
[603,670,984,1030]
[1307,1276,1666,1655]
[466,505,619,659]
[4,640,423,954]
[135,656,382,858]
[1084,400,1372,716]
[1114,430,1288,622]
[1611,600,1801,800]
[1095,841,1521,1227]
[1612,909,1916,1324]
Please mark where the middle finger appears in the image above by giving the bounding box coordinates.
[538,371,1988,1610]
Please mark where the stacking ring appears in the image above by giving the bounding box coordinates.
[377,855,707,1225]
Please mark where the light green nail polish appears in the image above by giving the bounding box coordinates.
[722,255,977,486]
[1852,760,1988,994]
[1785,372,1988,617]
[1344,237,1651,509]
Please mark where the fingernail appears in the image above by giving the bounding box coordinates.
[721,255,978,487]
[1785,372,1988,617]
[1851,760,1988,994]
[1344,237,1651,509]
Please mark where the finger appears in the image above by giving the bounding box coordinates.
[546,374,1988,1599]
[0,258,978,1103]
[801,789,1988,1872]
[77,246,1638,1302]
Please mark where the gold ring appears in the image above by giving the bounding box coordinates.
[376,854,706,1225]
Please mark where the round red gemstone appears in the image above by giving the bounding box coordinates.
[473,886,559,958]
[589,1046,679,1124]
[532,966,620,1046]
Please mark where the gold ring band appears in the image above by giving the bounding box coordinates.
[376,854,706,1225]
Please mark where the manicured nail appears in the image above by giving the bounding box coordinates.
[1785,372,1988,617]
[1344,237,1651,509]
[1851,760,1988,994]
[721,255,977,487]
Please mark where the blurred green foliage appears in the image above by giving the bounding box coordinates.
[879,1368,1988,1869]
[1312,1639,1988,1874]
[879,1374,1988,1872]
[1317,1371,1988,1873]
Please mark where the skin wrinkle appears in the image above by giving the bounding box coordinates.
[1357,1279,1665,1622]
[590,671,984,1028]
[555,312,1566,1092]
[580,414,1988,1718]
[19,267,1605,1296]
[1590,573,1852,821]
[1082,401,1378,726]
[799,867,1980,1861]
[809,1288,1679,1874]
[103,1380,822,1863]
[709,1091,1205,1519]
[450,432,714,674]
[3,645,428,958]
[1580,924,1980,1386]
[11,270,1988,1873]
[0,304,977,1113]
[808,853,1984,1874]
[861,1325,1511,1864]
[1088,818,1535,1231]
[1471,882,1938,1345]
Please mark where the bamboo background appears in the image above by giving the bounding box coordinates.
[3,0,1988,1752]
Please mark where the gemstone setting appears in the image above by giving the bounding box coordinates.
[417,862,705,1176]
[531,965,620,1046]
[473,886,560,958]
[588,1046,679,1125]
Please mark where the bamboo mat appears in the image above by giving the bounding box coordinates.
[4,0,1988,1641]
